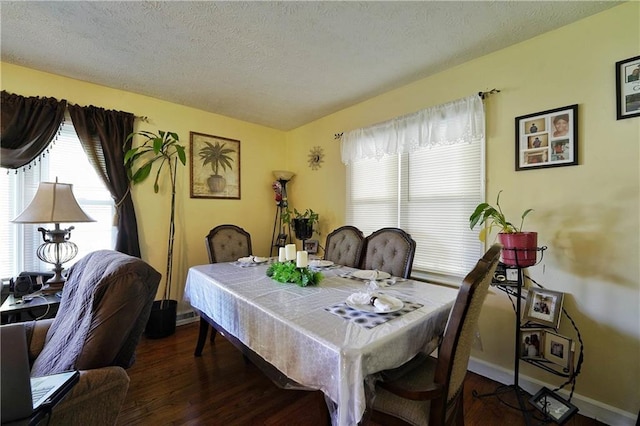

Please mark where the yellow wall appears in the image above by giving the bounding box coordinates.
[2,1,638,419]
[1,61,288,302]
[286,2,639,418]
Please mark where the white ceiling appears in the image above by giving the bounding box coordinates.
[1,1,620,131]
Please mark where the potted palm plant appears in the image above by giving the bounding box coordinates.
[124,130,186,338]
[469,191,537,267]
[198,141,235,193]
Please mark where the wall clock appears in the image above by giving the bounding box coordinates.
[308,146,324,170]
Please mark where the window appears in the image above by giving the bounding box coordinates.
[0,119,116,279]
[344,95,485,284]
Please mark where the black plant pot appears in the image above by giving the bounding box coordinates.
[292,218,313,241]
[145,299,177,339]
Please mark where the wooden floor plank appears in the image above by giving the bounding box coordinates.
[117,321,606,425]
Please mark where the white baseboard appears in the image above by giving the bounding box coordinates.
[468,357,637,426]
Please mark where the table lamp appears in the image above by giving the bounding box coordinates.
[12,179,95,292]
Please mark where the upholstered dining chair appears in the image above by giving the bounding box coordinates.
[366,244,501,426]
[195,224,252,356]
[324,225,365,268]
[205,224,252,263]
[360,227,417,279]
[20,249,161,425]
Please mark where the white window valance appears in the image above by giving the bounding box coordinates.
[340,94,485,165]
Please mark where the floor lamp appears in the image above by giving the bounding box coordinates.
[270,170,294,257]
[12,179,95,293]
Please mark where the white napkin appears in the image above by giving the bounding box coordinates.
[237,256,254,263]
[346,292,396,312]
[371,295,395,312]
[346,292,371,305]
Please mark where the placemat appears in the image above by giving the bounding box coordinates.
[324,299,423,329]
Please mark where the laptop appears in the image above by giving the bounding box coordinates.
[1,323,79,423]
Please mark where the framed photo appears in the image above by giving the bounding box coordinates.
[515,105,578,171]
[616,55,640,120]
[529,387,578,424]
[523,288,564,328]
[491,261,519,287]
[190,132,241,199]
[544,331,573,373]
[304,239,319,255]
[520,328,544,360]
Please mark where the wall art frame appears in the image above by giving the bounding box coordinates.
[529,387,578,425]
[190,132,241,199]
[523,288,564,329]
[515,104,578,171]
[616,55,640,120]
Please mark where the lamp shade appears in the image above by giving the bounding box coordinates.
[273,170,295,181]
[12,180,95,224]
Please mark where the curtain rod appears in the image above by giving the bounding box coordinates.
[479,88,501,99]
[334,90,500,139]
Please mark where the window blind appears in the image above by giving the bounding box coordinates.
[345,95,485,283]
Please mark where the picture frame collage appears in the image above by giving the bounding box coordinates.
[515,104,578,171]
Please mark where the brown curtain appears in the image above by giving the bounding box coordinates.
[68,105,141,257]
[0,91,67,169]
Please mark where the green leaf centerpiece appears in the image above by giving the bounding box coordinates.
[266,261,323,287]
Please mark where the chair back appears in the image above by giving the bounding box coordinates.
[205,224,252,263]
[30,250,161,376]
[431,244,501,424]
[360,227,416,278]
[324,225,365,267]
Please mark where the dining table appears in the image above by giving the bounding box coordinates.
[183,259,459,426]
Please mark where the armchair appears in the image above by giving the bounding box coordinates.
[22,250,161,425]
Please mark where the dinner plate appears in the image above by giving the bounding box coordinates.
[237,256,269,264]
[309,260,334,268]
[346,295,404,313]
[352,270,391,281]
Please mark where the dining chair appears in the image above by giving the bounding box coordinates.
[195,224,252,356]
[360,227,416,278]
[324,225,365,268]
[205,224,253,263]
[366,244,502,426]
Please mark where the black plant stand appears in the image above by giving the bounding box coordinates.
[270,178,292,257]
[472,247,547,426]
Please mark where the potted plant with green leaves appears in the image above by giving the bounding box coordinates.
[198,140,235,193]
[469,190,537,267]
[124,130,186,338]
[283,208,319,248]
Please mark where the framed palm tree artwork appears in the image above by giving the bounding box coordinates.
[190,132,241,199]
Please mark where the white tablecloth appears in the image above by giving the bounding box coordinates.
[184,262,458,426]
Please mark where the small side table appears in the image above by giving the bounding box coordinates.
[0,293,61,324]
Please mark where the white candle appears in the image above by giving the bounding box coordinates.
[285,244,296,261]
[278,247,286,262]
[296,250,308,268]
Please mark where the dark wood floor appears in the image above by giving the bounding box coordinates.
[118,321,606,425]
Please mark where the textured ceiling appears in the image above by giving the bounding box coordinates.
[1,1,620,130]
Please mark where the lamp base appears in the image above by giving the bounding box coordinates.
[41,282,64,295]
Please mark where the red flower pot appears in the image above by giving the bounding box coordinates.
[498,232,538,267]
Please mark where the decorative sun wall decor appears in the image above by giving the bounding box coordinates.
[308,146,324,170]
